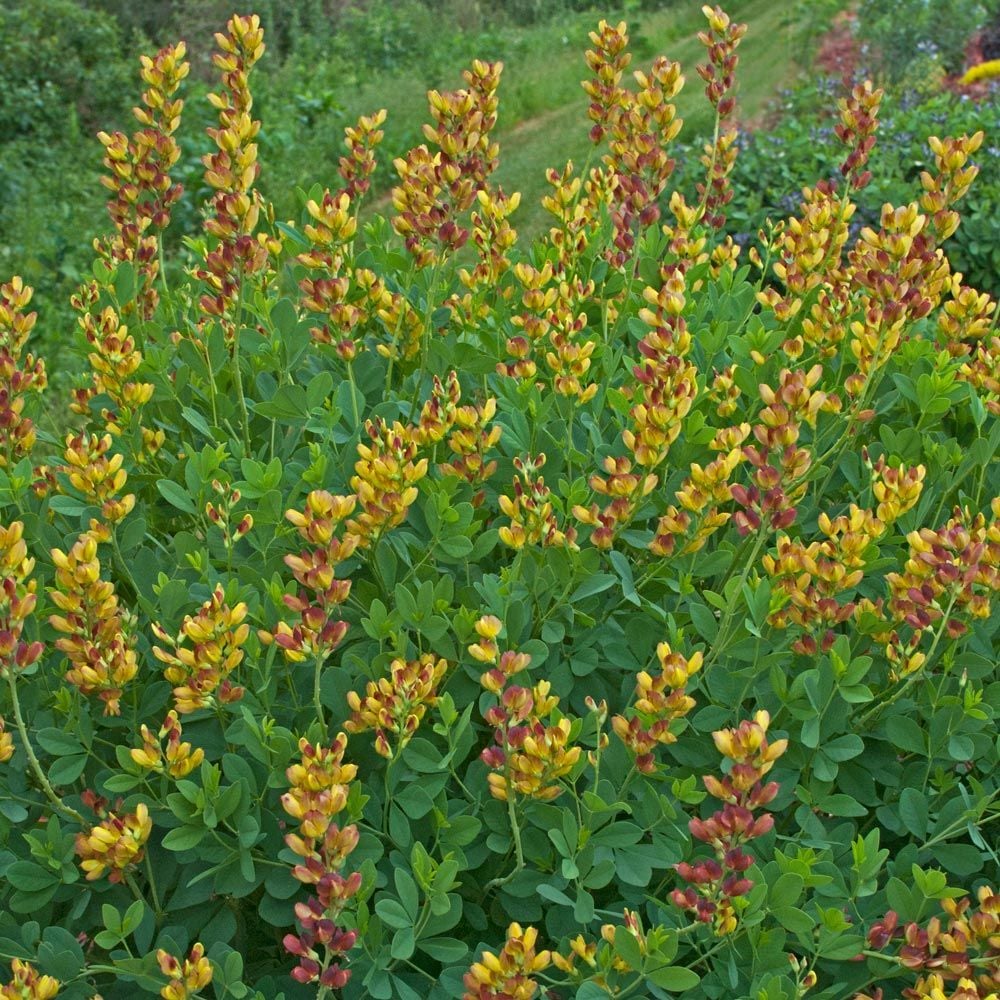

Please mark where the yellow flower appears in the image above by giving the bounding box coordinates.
[130,711,204,778]
[960,59,1000,84]
[49,535,137,715]
[345,654,448,757]
[462,923,551,999]
[0,717,12,763]
[157,943,213,1000]
[75,803,152,883]
[1,959,60,999]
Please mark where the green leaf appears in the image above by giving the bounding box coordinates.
[36,728,84,756]
[417,937,468,963]
[898,788,928,839]
[374,899,411,930]
[5,862,59,892]
[885,715,926,756]
[162,825,207,851]
[769,872,804,908]
[688,600,719,641]
[156,479,197,515]
[48,755,87,785]
[823,734,864,761]
[569,574,616,603]
[774,905,815,935]
[818,793,868,817]
[647,965,700,991]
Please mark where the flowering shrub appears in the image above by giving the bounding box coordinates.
[0,6,998,1000]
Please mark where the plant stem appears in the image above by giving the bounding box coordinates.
[858,589,960,727]
[506,789,525,872]
[144,850,163,920]
[346,359,361,428]
[5,669,85,824]
[313,652,327,732]
[231,270,251,452]
[702,526,769,674]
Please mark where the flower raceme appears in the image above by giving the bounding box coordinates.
[462,922,551,1000]
[0,521,43,676]
[156,944,213,1000]
[860,885,1000,1000]
[95,40,189,320]
[612,642,702,772]
[75,801,152,883]
[499,454,578,550]
[345,653,448,757]
[673,711,787,936]
[49,535,138,715]
[0,960,60,999]
[0,276,47,470]
[260,490,356,665]
[281,734,361,989]
[152,585,248,713]
[130,710,204,779]
[473,616,581,802]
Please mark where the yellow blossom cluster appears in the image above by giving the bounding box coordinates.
[0,521,43,677]
[61,433,136,540]
[348,418,428,545]
[281,733,360,886]
[576,264,697,548]
[417,372,502,502]
[260,490,355,664]
[152,585,248,713]
[130,710,205,779]
[75,306,155,438]
[194,15,280,337]
[49,535,138,715]
[346,654,448,757]
[453,187,521,324]
[156,944,213,1000]
[0,960,60,999]
[886,502,1000,654]
[583,19,686,265]
[938,274,996,356]
[612,642,702,771]
[651,436,745,557]
[392,60,503,268]
[462,922,551,1000]
[75,802,152,883]
[0,276,47,470]
[94,40,189,319]
[473,616,581,801]
[499,454,578,550]
[695,5,748,229]
[295,112,393,357]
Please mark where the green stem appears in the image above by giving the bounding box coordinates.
[157,236,176,327]
[144,850,163,920]
[203,340,221,429]
[857,588,960,728]
[231,270,251,452]
[702,526,769,674]
[346,359,361,428]
[313,651,328,732]
[4,669,85,824]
